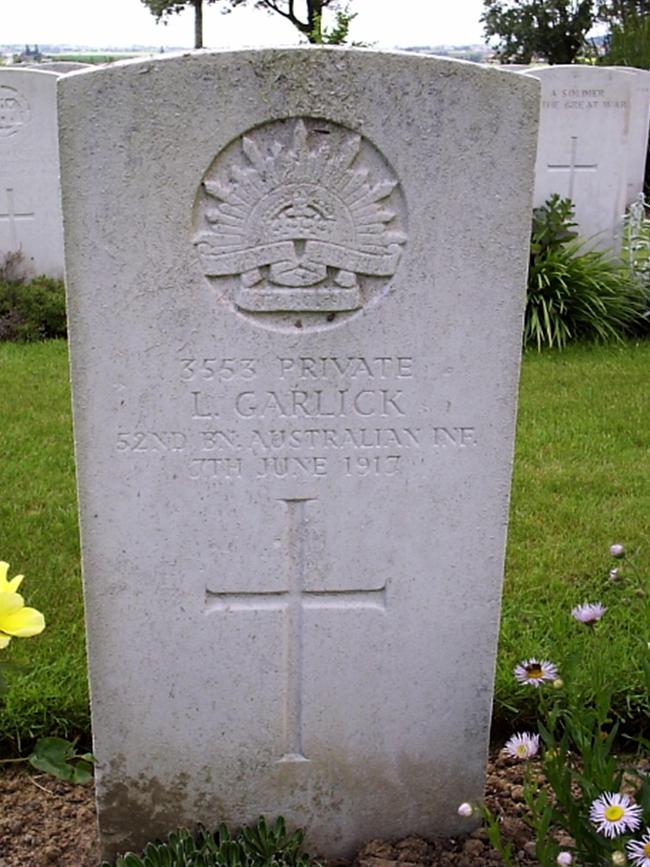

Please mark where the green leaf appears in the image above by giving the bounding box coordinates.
[28,736,95,784]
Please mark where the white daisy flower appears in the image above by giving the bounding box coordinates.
[504,732,540,760]
[571,602,607,625]
[590,792,643,838]
[627,828,650,867]
[514,658,559,687]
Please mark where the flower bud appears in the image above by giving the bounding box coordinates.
[457,802,473,817]
[556,853,573,866]
[609,568,619,581]
[611,852,626,866]
[610,544,625,558]
[553,678,564,689]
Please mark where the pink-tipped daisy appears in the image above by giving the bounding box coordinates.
[504,732,540,760]
[571,602,607,625]
[628,828,650,867]
[590,792,643,838]
[514,658,558,687]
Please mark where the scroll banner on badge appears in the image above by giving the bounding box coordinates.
[195,238,402,280]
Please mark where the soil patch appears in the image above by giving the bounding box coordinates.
[0,754,541,867]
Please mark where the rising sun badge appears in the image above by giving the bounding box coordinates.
[193,117,407,324]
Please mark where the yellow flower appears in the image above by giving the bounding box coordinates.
[0,561,24,594]
[0,590,45,649]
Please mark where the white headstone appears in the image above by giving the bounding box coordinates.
[612,66,650,206]
[526,65,634,249]
[27,61,94,74]
[59,49,539,860]
[0,68,64,277]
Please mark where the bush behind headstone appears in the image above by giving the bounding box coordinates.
[0,252,67,341]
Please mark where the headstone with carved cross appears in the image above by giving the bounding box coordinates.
[525,65,634,250]
[59,50,539,860]
[0,68,65,277]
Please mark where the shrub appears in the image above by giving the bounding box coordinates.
[102,816,320,867]
[0,252,67,342]
[525,195,646,350]
[599,13,650,70]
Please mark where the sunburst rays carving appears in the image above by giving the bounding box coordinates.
[194,119,407,314]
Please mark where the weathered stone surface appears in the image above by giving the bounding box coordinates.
[613,66,650,206]
[525,65,634,249]
[59,49,538,859]
[0,68,64,277]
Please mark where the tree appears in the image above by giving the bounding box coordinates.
[481,0,596,63]
[596,0,650,23]
[600,10,650,64]
[141,0,356,48]
[226,0,356,44]
[141,0,221,49]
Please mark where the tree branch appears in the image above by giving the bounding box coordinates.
[259,0,310,33]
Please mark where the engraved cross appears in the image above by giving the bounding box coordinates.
[0,188,35,249]
[547,136,598,199]
[205,498,387,764]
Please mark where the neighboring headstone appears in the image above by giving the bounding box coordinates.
[59,49,539,860]
[27,61,94,74]
[611,66,650,205]
[0,68,64,277]
[525,65,634,249]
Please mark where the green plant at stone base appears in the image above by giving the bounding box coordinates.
[526,195,646,350]
[28,736,94,784]
[459,544,650,867]
[103,816,322,867]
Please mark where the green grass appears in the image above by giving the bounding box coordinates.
[0,339,648,751]
[496,340,650,728]
[0,342,86,748]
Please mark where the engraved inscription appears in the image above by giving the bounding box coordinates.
[193,117,407,330]
[115,351,478,480]
[542,87,627,111]
[0,87,30,137]
[204,497,387,763]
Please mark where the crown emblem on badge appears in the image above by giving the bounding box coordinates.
[193,119,407,314]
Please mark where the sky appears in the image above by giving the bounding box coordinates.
[2,0,488,50]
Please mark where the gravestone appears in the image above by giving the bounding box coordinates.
[59,49,539,859]
[612,67,650,205]
[0,68,64,277]
[525,65,634,249]
[27,61,94,74]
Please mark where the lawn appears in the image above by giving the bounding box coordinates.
[0,339,648,750]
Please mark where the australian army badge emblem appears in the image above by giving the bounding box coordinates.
[193,117,407,326]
